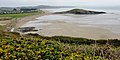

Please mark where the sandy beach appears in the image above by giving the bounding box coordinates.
[21,13,120,39]
[15,13,51,27]
[1,11,119,39]
[0,11,51,28]
[33,20,119,39]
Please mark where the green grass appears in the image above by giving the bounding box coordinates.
[0,11,44,30]
[0,25,6,31]
[0,11,44,21]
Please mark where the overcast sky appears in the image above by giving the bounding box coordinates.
[0,0,120,7]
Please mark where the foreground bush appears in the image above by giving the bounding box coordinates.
[0,32,120,60]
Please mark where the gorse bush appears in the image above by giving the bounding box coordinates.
[0,32,120,60]
[40,36,120,46]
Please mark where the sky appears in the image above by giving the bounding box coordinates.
[0,0,120,7]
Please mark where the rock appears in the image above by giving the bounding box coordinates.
[54,9,106,14]
[16,27,36,33]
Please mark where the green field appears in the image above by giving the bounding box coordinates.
[0,11,44,30]
[0,32,120,60]
[0,11,43,21]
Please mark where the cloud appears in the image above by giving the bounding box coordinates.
[0,0,120,7]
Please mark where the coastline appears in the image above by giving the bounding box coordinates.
[0,11,51,29]
[35,20,120,39]
[2,11,119,39]
[15,11,51,28]
[18,12,120,39]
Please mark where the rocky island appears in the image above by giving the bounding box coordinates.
[54,9,106,14]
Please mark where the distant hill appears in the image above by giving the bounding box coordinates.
[34,5,74,9]
[0,7,14,10]
[0,5,74,10]
[54,9,106,14]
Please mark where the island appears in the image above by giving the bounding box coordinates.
[54,9,106,14]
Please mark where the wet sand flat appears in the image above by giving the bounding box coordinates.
[21,13,120,39]
[36,21,120,39]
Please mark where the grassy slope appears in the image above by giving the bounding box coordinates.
[0,32,120,60]
[0,25,6,31]
[0,11,44,31]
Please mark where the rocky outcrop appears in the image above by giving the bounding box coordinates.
[54,9,106,14]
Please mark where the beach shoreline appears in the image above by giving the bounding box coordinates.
[1,11,119,40]
[35,20,120,39]
[0,11,51,31]
[15,11,51,28]
[18,13,120,39]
